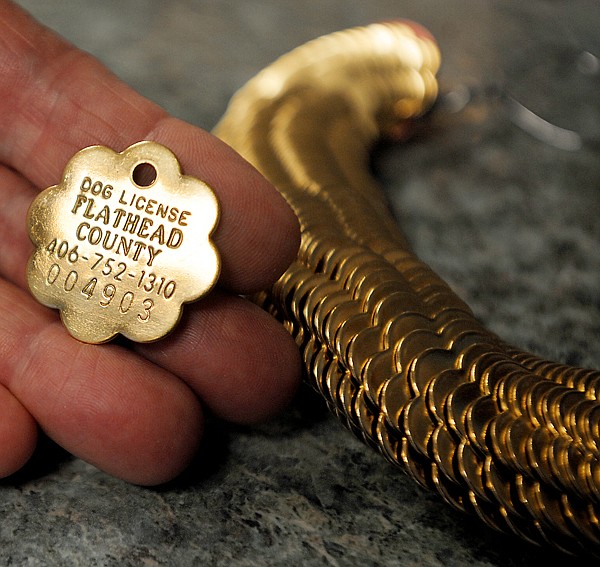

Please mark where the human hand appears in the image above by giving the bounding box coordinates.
[0,0,301,485]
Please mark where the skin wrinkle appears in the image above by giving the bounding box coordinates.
[12,284,51,331]
[0,12,70,164]
[11,52,165,185]
[97,73,161,127]
[45,341,147,455]
[0,3,165,184]
[0,169,34,287]
[0,14,36,53]
[16,323,80,419]
[1,290,66,395]
[0,383,37,477]
[12,51,70,171]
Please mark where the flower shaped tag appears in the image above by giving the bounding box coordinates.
[27,141,220,343]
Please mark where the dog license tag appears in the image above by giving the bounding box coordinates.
[27,141,220,343]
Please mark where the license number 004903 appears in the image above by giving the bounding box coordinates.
[46,263,155,322]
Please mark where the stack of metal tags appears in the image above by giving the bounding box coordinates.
[214,21,600,556]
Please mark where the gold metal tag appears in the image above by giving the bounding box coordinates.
[27,141,220,343]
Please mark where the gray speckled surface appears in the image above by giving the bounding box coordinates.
[3,1,600,565]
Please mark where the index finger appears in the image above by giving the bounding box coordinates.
[0,0,299,292]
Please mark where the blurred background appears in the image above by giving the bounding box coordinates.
[4,1,600,565]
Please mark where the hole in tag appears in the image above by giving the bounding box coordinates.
[132,162,157,187]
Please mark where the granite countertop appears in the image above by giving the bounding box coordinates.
[3,1,600,565]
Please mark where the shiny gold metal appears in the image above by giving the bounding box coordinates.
[27,141,220,343]
[215,21,600,556]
